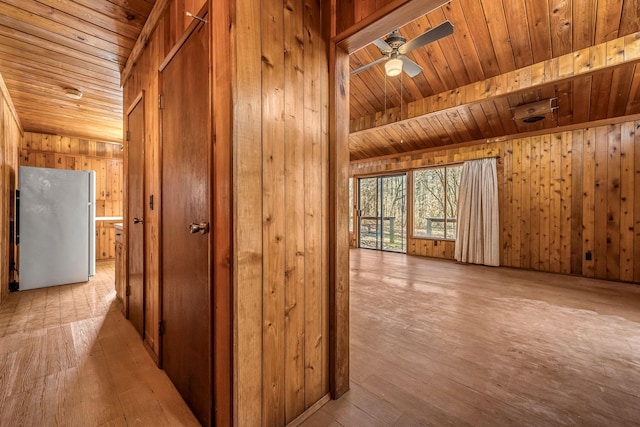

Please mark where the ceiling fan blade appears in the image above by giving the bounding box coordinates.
[400,56,423,77]
[350,56,388,75]
[372,38,392,54]
[398,21,454,55]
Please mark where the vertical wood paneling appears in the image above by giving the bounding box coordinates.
[560,132,573,274]
[582,127,596,277]
[261,0,287,424]
[0,99,5,301]
[320,0,331,402]
[284,0,306,422]
[634,121,640,283]
[549,133,562,272]
[539,135,551,271]
[593,126,608,277]
[502,141,512,266]
[330,41,351,401]
[123,14,164,358]
[511,139,522,265]
[230,0,330,424]
[0,78,21,304]
[606,124,622,279]
[304,0,327,410]
[619,121,634,281]
[234,0,264,424]
[570,130,584,274]
[520,138,532,269]
[19,132,123,261]
[352,119,639,283]
[530,136,542,269]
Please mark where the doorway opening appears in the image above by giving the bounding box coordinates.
[357,174,407,253]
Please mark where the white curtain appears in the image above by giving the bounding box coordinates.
[455,158,500,266]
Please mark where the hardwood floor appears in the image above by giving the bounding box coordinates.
[3,253,640,426]
[0,260,199,427]
[302,249,640,426]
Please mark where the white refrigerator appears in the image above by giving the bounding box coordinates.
[18,166,96,290]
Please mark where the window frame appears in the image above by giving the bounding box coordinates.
[411,163,462,241]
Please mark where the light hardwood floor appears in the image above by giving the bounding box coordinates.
[3,253,640,426]
[303,249,640,426]
[0,260,199,426]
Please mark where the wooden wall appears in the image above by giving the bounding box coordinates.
[233,0,330,425]
[121,0,207,365]
[122,8,165,359]
[351,119,640,283]
[19,132,123,261]
[0,73,22,305]
[123,1,332,423]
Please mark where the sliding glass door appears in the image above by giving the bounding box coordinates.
[358,174,407,253]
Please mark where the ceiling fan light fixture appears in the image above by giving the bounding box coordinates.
[385,58,403,76]
[64,87,83,100]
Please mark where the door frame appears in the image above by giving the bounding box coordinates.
[328,0,451,399]
[124,90,145,329]
[357,173,407,253]
[158,1,233,424]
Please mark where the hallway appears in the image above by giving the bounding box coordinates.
[0,261,199,426]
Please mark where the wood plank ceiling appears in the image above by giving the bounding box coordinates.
[350,0,640,161]
[0,1,637,154]
[0,0,157,143]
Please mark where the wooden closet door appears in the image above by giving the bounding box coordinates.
[126,96,145,337]
[160,19,211,426]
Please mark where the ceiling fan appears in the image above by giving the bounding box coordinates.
[351,21,454,78]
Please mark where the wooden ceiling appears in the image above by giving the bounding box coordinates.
[349,0,640,161]
[0,0,157,143]
[0,1,637,154]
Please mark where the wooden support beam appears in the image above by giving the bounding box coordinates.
[120,0,172,86]
[349,112,640,166]
[329,41,351,401]
[350,32,640,134]
[334,0,450,54]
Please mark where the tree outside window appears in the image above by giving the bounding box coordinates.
[413,166,461,239]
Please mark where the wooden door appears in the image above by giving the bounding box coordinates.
[160,19,211,426]
[127,95,145,337]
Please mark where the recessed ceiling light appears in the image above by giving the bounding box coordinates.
[64,87,83,100]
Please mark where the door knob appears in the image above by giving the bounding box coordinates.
[133,217,143,224]
[189,222,209,234]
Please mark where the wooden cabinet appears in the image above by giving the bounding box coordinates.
[114,224,126,315]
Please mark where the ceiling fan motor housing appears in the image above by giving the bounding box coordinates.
[385,30,407,51]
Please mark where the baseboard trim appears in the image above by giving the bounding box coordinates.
[286,393,332,427]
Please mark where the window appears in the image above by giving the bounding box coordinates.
[349,177,354,233]
[413,165,462,239]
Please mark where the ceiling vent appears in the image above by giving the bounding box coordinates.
[512,98,557,124]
